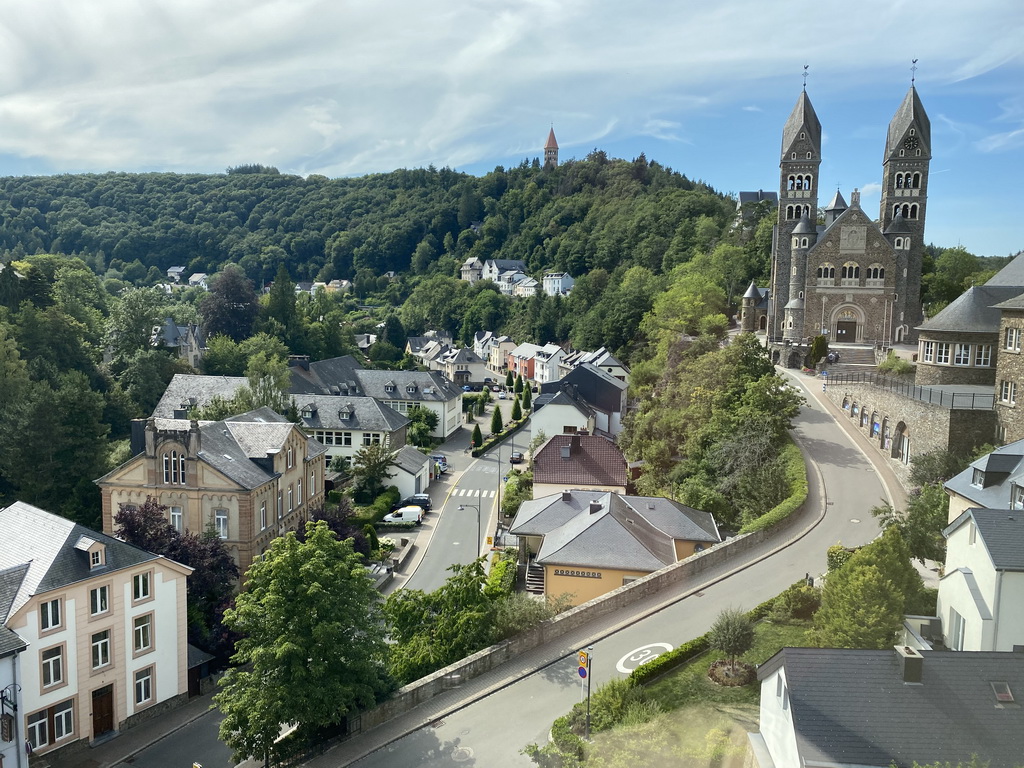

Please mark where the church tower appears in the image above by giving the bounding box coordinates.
[880,86,930,335]
[770,90,821,340]
[544,127,559,169]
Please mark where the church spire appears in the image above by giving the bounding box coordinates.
[544,127,559,169]
[885,84,930,160]
[781,90,821,161]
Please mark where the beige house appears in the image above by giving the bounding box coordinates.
[1,501,192,760]
[509,491,720,606]
[96,408,327,577]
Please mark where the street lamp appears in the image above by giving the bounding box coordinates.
[458,502,481,556]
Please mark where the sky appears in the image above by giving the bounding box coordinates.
[0,1,1021,257]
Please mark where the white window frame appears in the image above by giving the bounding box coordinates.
[27,710,48,749]
[949,608,966,651]
[135,667,153,706]
[133,572,151,602]
[53,699,73,741]
[134,614,152,653]
[215,508,228,539]
[921,341,934,363]
[90,585,109,616]
[170,506,183,532]
[287,488,293,514]
[40,598,61,631]
[260,501,267,531]
[1006,327,1021,352]
[976,344,992,367]
[934,343,950,364]
[91,630,111,669]
[41,646,63,687]
[953,343,971,366]
[297,478,303,504]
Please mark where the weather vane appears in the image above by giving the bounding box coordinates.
[911,59,918,85]
[802,64,809,90]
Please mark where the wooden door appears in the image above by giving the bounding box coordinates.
[835,320,857,341]
[92,685,114,737]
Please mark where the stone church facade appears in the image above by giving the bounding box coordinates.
[768,87,929,355]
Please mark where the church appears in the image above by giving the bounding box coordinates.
[763,85,930,359]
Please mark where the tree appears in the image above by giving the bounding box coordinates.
[406,405,439,448]
[490,405,503,435]
[216,521,390,763]
[521,385,532,411]
[351,443,397,500]
[514,374,524,394]
[105,286,166,370]
[200,264,258,342]
[505,370,513,388]
[472,424,483,447]
[708,608,754,676]
[511,397,523,421]
[871,483,949,564]
[809,334,828,366]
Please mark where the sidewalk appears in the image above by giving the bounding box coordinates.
[45,690,218,768]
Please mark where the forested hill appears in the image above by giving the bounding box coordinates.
[0,153,744,287]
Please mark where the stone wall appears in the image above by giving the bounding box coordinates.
[823,380,996,484]
[996,311,1024,442]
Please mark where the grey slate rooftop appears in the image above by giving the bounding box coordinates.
[945,438,1024,509]
[0,564,29,656]
[916,285,1023,333]
[945,508,1024,570]
[296,395,408,432]
[758,648,1024,768]
[985,252,1024,287]
[153,374,247,417]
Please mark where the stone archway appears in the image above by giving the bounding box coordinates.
[892,421,909,463]
[786,350,803,369]
[831,304,865,344]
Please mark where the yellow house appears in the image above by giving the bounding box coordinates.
[96,407,327,577]
[509,491,721,606]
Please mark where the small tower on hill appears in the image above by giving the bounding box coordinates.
[544,127,559,169]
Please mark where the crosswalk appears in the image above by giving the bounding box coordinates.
[452,488,497,498]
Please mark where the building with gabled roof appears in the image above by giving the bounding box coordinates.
[943,437,1024,521]
[295,395,409,463]
[532,434,629,497]
[751,647,1024,768]
[509,490,719,605]
[1,501,192,759]
[531,388,596,439]
[544,127,558,169]
[96,407,327,576]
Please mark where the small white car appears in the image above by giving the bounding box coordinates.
[382,506,423,524]
[498,391,507,399]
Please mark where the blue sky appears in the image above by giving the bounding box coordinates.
[0,0,1020,256]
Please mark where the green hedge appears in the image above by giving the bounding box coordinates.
[471,417,530,457]
[738,436,807,534]
[352,487,402,525]
[484,552,517,599]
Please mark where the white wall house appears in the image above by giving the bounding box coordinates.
[542,272,574,296]
[533,343,566,385]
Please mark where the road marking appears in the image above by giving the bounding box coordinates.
[616,643,673,673]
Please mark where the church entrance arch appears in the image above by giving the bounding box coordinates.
[832,305,864,343]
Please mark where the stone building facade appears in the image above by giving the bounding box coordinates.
[768,87,929,347]
[994,297,1024,443]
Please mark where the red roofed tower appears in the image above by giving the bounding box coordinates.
[544,127,558,169]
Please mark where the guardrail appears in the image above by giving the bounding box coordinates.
[824,371,994,410]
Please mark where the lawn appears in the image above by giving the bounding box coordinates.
[579,619,814,768]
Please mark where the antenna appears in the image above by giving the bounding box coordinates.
[911,59,918,86]
[802,64,809,90]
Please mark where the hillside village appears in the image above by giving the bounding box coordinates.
[1,85,1023,768]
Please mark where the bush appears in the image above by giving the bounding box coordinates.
[739,437,807,534]
[630,635,710,686]
[877,351,914,376]
[484,555,517,599]
[771,583,822,620]
[827,543,856,572]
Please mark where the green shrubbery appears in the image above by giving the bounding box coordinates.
[738,437,807,534]
[877,351,915,376]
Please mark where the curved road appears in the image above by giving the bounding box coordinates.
[328,370,893,767]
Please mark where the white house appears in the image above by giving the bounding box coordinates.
[496,270,529,296]
[542,272,574,296]
[187,273,208,289]
[934,508,1024,651]
[1,502,192,761]
[531,389,596,439]
[481,259,526,283]
[512,277,539,298]
[533,343,566,385]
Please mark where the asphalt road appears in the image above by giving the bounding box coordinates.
[347,372,889,767]
[113,707,233,768]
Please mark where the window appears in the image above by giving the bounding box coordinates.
[362,432,382,446]
[841,262,860,285]
[297,478,303,504]
[53,699,73,740]
[90,549,103,568]
[278,491,283,520]
[133,572,151,602]
[287,487,293,514]
[1001,380,1017,404]
[40,598,61,632]
[954,343,971,366]
[1015,486,1024,510]
[42,646,63,687]
[866,264,885,284]
[976,344,992,367]
[170,506,183,532]
[27,709,48,749]
[342,431,353,446]
[90,585,109,616]
[260,501,267,531]
[310,470,316,496]
[163,450,186,484]
[135,667,153,706]
[286,446,294,469]
[949,608,966,651]
[215,509,228,539]
[133,614,152,653]
[972,469,985,488]
[934,343,950,364]
[1006,327,1021,352]
[816,263,835,283]
[91,630,111,669]
[921,341,934,363]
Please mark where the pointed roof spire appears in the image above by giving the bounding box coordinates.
[781,90,821,161]
[825,188,848,212]
[742,280,761,300]
[886,84,930,158]
[884,210,911,234]
[793,212,815,235]
[545,127,558,150]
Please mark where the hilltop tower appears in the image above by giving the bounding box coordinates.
[768,85,929,361]
[544,127,559,169]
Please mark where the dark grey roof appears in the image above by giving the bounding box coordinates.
[985,253,1024,287]
[792,214,815,235]
[550,363,627,414]
[0,564,29,655]
[153,374,247,417]
[393,445,429,475]
[742,281,760,300]
[737,190,778,205]
[758,648,1024,768]
[824,189,847,211]
[944,508,1024,570]
[886,86,931,159]
[990,292,1024,311]
[0,501,165,619]
[486,259,527,271]
[781,90,821,159]
[944,439,1024,509]
[288,355,460,402]
[532,389,594,419]
[917,285,1023,333]
[199,408,295,489]
[295,395,408,432]
[188,643,215,669]
[883,210,911,234]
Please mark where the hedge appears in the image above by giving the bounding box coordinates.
[484,554,517,599]
[738,436,808,534]
[471,416,530,457]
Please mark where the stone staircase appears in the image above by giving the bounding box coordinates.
[525,563,545,594]
[824,345,877,372]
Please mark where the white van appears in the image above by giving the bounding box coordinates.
[383,505,423,524]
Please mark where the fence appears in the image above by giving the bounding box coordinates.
[824,371,994,410]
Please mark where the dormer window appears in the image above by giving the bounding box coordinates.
[406,384,417,394]
[971,469,985,488]
[91,550,103,568]
[339,409,352,421]
[75,536,106,569]
[384,382,395,393]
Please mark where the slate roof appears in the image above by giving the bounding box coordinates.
[554,364,627,413]
[824,189,848,212]
[781,90,821,159]
[886,85,931,158]
[0,564,29,656]
[985,252,1024,287]
[153,374,247,417]
[944,508,1024,571]
[737,190,778,205]
[917,285,1023,334]
[758,648,1024,768]
[883,210,911,234]
[0,501,169,620]
[296,395,408,432]
[393,445,430,475]
[510,491,720,572]
[288,355,460,402]
[945,439,1024,509]
[532,389,595,420]
[533,434,628,488]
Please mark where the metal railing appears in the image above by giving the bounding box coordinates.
[824,371,994,410]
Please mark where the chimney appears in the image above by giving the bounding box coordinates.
[570,434,581,454]
[895,645,923,683]
[561,491,572,502]
[589,501,602,515]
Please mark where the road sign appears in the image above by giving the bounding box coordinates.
[578,666,587,678]
[578,650,589,666]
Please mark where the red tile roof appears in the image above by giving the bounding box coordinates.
[533,434,627,488]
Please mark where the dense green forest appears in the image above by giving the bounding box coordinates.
[0,153,1004,526]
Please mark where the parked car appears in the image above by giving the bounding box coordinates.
[462,385,473,392]
[435,462,451,474]
[430,454,447,464]
[509,451,525,464]
[382,506,423,524]
[391,493,432,512]
[498,391,507,399]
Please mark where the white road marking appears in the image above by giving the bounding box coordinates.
[615,643,674,674]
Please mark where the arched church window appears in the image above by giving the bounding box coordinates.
[895,173,904,189]
[866,264,885,285]
[899,149,905,157]
[788,175,796,190]
[912,172,921,189]
[841,262,860,285]
[801,237,809,247]
[802,204,810,217]
[901,204,911,218]
[806,152,812,159]
[909,204,918,219]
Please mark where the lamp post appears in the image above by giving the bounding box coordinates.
[458,502,481,556]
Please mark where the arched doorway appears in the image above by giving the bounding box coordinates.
[759,315,768,331]
[832,305,864,343]
[892,421,909,463]
[786,350,803,369]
